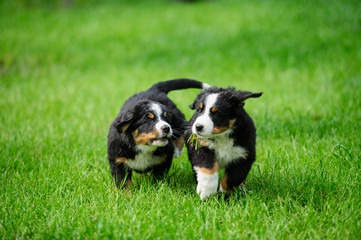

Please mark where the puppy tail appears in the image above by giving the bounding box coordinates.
[151,78,210,94]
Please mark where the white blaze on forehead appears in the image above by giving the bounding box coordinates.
[204,93,219,112]
[150,103,162,117]
[150,103,172,137]
[192,93,219,136]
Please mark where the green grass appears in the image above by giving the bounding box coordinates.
[1,0,361,239]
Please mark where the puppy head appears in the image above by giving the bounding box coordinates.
[116,100,172,147]
[190,87,262,137]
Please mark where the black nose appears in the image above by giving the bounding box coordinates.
[161,125,170,134]
[195,124,204,132]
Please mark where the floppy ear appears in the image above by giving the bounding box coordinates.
[115,101,148,133]
[189,98,198,110]
[238,91,263,107]
[115,111,134,133]
[189,92,206,110]
[240,91,263,100]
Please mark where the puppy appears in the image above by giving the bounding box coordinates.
[107,79,209,188]
[185,87,262,200]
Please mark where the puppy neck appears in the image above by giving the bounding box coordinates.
[196,128,233,140]
[135,144,159,153]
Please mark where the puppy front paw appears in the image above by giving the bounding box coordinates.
[194,166,219,200]
[197,183,218,200]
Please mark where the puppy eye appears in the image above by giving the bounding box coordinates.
[148,113,155,119]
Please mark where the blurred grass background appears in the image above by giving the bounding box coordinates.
[1,0,361,239]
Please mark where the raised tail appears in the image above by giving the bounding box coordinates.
[150,78,210,94]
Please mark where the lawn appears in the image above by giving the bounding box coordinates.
[1,0,361,239]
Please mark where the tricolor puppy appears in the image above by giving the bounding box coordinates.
[107,79,209,188]
[186,87,262,200]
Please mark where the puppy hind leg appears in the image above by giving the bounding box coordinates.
[220,160,253,193]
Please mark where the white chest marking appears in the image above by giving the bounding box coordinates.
[205,134,248,168]
[126,145,165,171]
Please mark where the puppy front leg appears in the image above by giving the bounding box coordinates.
[172,136,184,158]
[193,160,219,200]
[111,161,133,189]
[152,155,172,179]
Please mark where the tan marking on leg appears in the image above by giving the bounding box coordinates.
[221,173,232,192]
[198,161,219,175]
[212,119,237,134]
[133,130,159,145]
[115,157,128,164]
[126,179,134,188]
[123,179,134,197]
[173,136,184,151]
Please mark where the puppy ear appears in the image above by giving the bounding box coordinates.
[238,91,263,107]
[115,111,134,133]
[115,101,147,133]
[189,99,198,110]
[240,91,263,100]
[189,91,206,110]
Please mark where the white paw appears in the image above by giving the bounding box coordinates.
[197,183,218,200]
[194,167,219,200]
[219,184,227,193]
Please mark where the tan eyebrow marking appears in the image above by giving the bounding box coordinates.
[211,106,219,112]
[163,112,167,118]
[199,102,203,109]
[148,113,154,119]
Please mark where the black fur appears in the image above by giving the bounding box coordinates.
[186,87,262,196]
[107,78,206,188]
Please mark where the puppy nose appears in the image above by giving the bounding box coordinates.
[195,124,204,132]
[161,125,170,134]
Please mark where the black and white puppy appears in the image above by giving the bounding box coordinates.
[185,87,262,200]
[107,79,209,188]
